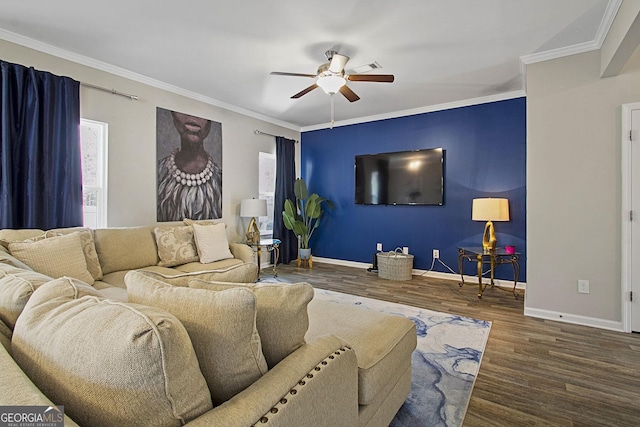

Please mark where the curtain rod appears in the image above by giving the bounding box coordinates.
[81,82,139,101]
[254,129,299,143]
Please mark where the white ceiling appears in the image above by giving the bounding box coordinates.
[0,0,619,130]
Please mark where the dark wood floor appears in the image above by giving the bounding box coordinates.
[269,261,640,427]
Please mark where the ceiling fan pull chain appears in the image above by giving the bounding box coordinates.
[330,94,335,129]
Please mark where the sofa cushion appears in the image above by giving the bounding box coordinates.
[8,232,94,285]
[11,277,213,427]
[0,263,51,330]
[175,258,241,271]
[191,223,234,263]
[94,226,159,274]
[154,225,199,267]
[125,268,240,287]
[94,262,256,290]
[125,270,268,404]
[306,298,417,405]
[175,261,257,283]
[50,227,103,280]
[189,279,314,369]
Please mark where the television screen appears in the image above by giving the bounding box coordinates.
[355,148,444,205]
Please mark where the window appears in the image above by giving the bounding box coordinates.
[258,152,276,237]
[80,119,108,228]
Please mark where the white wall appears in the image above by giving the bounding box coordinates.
[526,45,640,328]
[0,39,300,242]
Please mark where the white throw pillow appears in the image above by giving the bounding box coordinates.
[191,223,233,264]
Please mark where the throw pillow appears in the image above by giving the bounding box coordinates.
[191,222,233,264]
[125,270,268,404]
[50,228,103,281]
[154,225,199,267]
[188,279,314,368]
[0,229,102,281]
[11,277,213,427]
[9,232,94,285]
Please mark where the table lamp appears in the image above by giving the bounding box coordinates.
[472,198,509,251]
[240,198,267,245]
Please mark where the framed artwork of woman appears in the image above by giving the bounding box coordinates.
[156,107,222,222]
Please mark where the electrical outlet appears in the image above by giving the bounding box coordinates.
[402,246,409,254]
[376,243,383,251]
[433,249,440,259]
[578,279,590,294]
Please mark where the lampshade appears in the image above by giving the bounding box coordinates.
[317,75,346,94]
[240,198,267,218]
[472,198,509,222]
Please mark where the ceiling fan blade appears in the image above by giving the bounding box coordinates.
[328,53,350,73]
[270,71,318,78]
[339,85,360,102]
[291,84,318,99]
[347,74,395,83]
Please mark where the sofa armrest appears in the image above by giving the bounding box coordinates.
[229,242,256,264]
[185,334,358,427]
[0,344,80,427]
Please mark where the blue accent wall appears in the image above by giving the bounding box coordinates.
[300,97,526,281]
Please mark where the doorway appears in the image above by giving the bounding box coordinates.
[622,102,640,333]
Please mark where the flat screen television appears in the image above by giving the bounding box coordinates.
[355,148,444,205]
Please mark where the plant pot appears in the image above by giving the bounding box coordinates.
[299,248,312,260]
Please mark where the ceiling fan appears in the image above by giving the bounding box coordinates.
[270,50,394,102]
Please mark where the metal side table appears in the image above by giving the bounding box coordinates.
[457,247,521,298]
[248,238,281,280]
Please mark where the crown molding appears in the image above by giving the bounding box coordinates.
[0,28,299,132]
[520,0,622,65]
[300,90,526,132]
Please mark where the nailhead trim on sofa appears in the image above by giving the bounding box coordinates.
[253,346,353,425]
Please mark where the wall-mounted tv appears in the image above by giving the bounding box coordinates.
[355,148,444,205]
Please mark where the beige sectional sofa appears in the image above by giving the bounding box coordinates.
[0,223,417,427]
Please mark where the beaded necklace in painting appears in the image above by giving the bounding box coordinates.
[167,149,215,187]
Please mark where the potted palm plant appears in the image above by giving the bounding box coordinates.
[282,178,333,261]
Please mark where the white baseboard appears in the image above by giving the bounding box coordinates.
[310,257,627,333]
[524,307,624,332]
[311,257,369,269]
[312,256,527,290]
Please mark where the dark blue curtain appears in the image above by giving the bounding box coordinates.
[0,60,82,229]
[273,136,297,264]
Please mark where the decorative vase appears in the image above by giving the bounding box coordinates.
[299,248,312,260]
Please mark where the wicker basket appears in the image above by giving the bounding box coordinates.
[376,248,414,281]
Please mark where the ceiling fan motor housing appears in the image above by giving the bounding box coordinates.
[317,63,342,77]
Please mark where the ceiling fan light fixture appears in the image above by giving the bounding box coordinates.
[317,74,346,94]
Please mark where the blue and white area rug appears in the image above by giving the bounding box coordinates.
[312,289,492,427]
